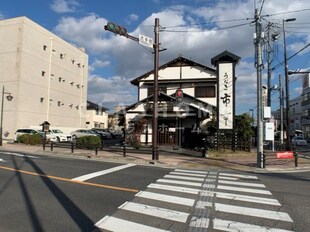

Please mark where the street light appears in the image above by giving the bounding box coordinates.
[283,18,296,150]
[0,86,13,146]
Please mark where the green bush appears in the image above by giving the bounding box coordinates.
[76,136,102,149]
[17,134,42,145]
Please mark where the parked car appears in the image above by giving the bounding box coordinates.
[37,130,57,142]
[70,129,99,140]
[14,128,41,141]
[291,137,307,146]
[38,129,71,142]
[91,128,112,139]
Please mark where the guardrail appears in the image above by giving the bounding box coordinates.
[43,142,100,155]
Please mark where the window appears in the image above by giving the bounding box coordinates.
[58,101,61,106]
[43,45,47,51]
[41,71,45,77]
[195,86,215,98]
[40,98,44,103]
[59,77,62,82]
[60,54,64,59]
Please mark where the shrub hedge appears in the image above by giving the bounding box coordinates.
[17,134,42,145]
[75,136,102,149]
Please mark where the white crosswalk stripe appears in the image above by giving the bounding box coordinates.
[195,171,294,232]
[136,191,195,206]
[95,168,207,231]
[213,218,294,232]
[94,169,294,231]
[95,216,170,232]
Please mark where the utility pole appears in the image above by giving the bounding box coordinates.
[283,18,296,150]
[279,74,284,144]
[152,18,159,160]
[266,22,273,107]
[254,8,265,168]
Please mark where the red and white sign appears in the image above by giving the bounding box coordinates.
[276,151,294,159]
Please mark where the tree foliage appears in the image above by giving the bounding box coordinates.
[235,113,254,141]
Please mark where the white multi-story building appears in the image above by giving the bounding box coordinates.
[0,17,88,140]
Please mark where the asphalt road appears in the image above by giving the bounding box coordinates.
[257,171,310,232]
[0,150,309,231]
[0,151,172,231]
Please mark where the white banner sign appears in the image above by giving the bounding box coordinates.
[218,63,233,129]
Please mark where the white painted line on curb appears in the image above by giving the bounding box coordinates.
[72,163,136,182]
[95,216,169,232]
[217,185,272,195]
[215,203,293,222]
[136,191,195,206]
[119,202,189,223]
[213,218,294,232]
[0,152,38,159]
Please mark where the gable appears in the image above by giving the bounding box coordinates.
[131,56,216,86]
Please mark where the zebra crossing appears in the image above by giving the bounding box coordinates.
[94,169,295,231]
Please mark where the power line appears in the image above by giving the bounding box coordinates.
[162,22,250,33]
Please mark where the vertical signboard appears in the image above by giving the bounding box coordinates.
[218,63,233,129]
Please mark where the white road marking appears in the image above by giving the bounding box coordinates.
[148,183,201,194]
[119,202,189,223]
[157,178,202,187]
[218,176,238,180]
[136,191,195,206]
[95,216,169,232]
[200,191,281,206]
[0,158,6,162]
[189,217,209,228]
[170,171,206,177]
[217,185,272,195]
[0,152,38,159]
[164,174,205,182]
[215,203,293,222]
[71,163,136,182]
[219,173,258,179]
[213,218,294,232]
[218,180,266,188]
[175,169,209,175]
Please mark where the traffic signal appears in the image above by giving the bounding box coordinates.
[104,22,128,36]
[175,88,183,103]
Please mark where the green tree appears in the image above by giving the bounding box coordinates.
[235,113,254,142]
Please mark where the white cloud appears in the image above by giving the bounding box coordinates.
[50,0,80,13]
[87,75,137,111]
[126,14,139,25]
[52,0,310,113]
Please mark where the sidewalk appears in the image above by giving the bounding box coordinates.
[1,143,310,173]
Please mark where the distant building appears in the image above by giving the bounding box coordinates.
[0,16,88,140]
[86,101,109,129]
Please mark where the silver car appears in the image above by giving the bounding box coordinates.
[70,129,98,140]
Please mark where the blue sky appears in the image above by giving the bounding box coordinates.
[1,0,310,115]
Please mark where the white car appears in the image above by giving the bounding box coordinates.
[291,137,307,146]
[49,129,72,142]
[38,129,71,142]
